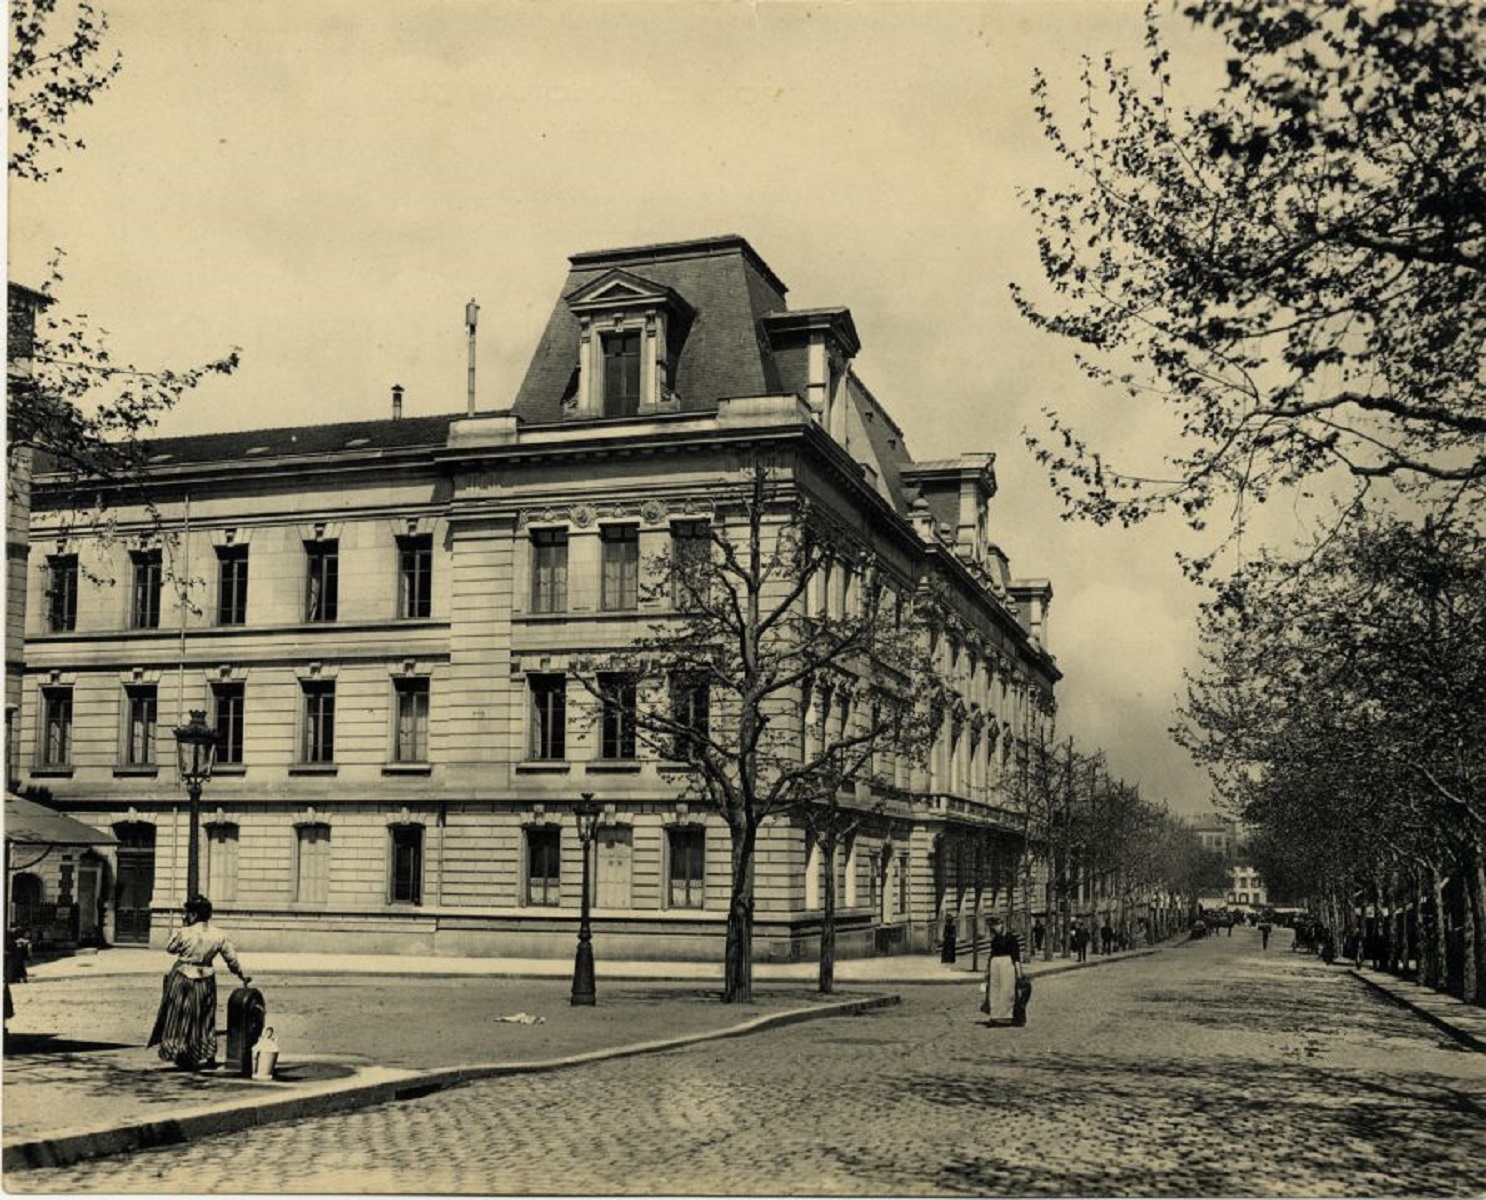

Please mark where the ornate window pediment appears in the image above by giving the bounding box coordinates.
[565,269,683,315]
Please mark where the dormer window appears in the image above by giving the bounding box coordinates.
[602,330,642,417]
[564,268,694,420]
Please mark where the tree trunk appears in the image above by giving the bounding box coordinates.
[1042,874,1054,961]
[1467,840,1486,1007]
[818,836,837,995]
[1426,865,1448,991]
[723,819,757,1004]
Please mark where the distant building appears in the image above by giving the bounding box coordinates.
[18,236,1060,959]
[1190,812,1268,911]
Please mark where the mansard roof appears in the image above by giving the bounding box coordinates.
[512,234,789,424]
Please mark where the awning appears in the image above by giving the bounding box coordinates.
[4,792,117,848]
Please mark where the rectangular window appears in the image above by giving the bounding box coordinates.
[668,826,705,909]
[600,525,639,611]
[670,674,709,761]
[305,541,339,622]
[301,681,336,763]
[40,688,72,767]
[124,685,158,766]
[398,535,433,619]
[46,554,78,632]
[394,678,430,763]
[529,674,566,760]
[216,545,249,626]
[295,823,331,904]
[602,330,642,418]
[599,673,637,760]
[212,682,245,765]
[526,826,561,906]
[206,824,239,903]
[389,825,423,905]
[130,549,162,629]
[670,520,710,608]
[530,529,568,615]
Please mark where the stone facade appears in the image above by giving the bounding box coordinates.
[17,237,1059,959]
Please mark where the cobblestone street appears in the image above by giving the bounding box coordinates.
[8,930,1484,1196]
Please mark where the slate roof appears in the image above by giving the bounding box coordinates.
[35,413,461,474]
[512,234,789,424]
[30,239,926,529]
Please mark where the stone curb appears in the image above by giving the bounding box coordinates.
[2,993,899,1172]
[893,944,1166,985]
[1349,968,1486,1054]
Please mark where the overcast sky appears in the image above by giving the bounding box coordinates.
[9,0,1250,815]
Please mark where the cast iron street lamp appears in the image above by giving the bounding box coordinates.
[570,792,601,1006]
[173,709,217,899]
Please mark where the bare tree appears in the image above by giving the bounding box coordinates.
[576,456,946,1003]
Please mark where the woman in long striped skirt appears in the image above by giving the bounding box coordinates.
[148,895,251,1070]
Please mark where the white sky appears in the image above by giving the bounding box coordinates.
[8,0,1261,815]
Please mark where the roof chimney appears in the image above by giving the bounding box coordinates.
[391,383,404,420]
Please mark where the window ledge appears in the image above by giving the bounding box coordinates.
[515,761,572,774]
[288,763,339,776]
[382,763,432,776]
[587,761,642,774]
[113,765,159,778]
[30,766,74,778]
[211,764,248,777]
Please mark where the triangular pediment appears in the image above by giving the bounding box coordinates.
[564,268,686,315]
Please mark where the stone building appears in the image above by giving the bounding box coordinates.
[17,236,1059,959]
[1191,813,1268,913]
[7,282,49,790]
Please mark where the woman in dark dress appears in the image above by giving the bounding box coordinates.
[982,916,1024,1025]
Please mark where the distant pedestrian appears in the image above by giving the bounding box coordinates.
[1100,919,1114,954]
[1032,920,1046,954]
[1073,922,1090,962]
[148,895,252,1071]
[981,917,1024,1026]
[1226,915,1234,936]
[1259,921,1272,950]
[4,927,29,1037]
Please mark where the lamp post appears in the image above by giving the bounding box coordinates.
[570,792,600,1006]
[172,709,217,899]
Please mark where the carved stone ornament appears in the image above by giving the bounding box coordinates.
[641,500,667,525]
[572,504,596,528]
[518,508,564,529]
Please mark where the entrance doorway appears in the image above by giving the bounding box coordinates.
[113,822,156,944]
[77,856,103,945]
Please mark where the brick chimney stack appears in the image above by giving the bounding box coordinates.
[392,383,404,420]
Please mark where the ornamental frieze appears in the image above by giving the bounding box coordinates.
[517,498,715,529]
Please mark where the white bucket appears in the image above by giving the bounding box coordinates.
[252,1027,280,1080]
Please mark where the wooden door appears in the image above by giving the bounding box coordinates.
[113,822,156,943]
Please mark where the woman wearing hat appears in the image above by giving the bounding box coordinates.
[148,894,251,1070]
[981,915,1024,1026]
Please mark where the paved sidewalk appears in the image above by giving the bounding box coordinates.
[1350,965,1486,1052]
[3,940,1153,1172]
